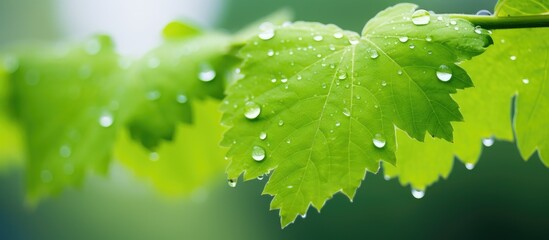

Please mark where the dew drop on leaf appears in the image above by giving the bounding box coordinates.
[425,36,433,42]
[384,175,391,181]
[411,188,425,199]
[411,9,431,26]
[450,20,457,25]
[280,78,288,83]
[368,48,379,59]
[399,36,409,43]
[338,72,347,80]
[244,102,261,119]
[510,55,517,61]
[335,121,341,127]
[476,10,492,16]
[228,179,237,188]
[257,175,264,180]
[522,78,530,84]
[252,146,266,161]
[482,137,494,147]
[278,120,284,126]
[198,64,216,82]
[259,132,267,140]
[343,108,351,117]
[258,22,275,40]
[267,49,275,57]
[381,80,387,87]
[465,163,475,170]
[313,35,323,41]
[436,65,453,82]
[333,32,343,39]
[348,36,360,45]
[98,112,114,128]
[373,133,386,148]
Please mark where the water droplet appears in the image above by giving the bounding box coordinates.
[510,55,517,61]
[333,32,343,39]
[437,16,444,21]
[271,78,277,83]
[436,65,453,82]
[228,179,237,187]
[41,170,53,183]
[147,90,161,101]
[322,83,327,89]
[397,70,403,75]
[244,102,261,119]
[252,146,266,161]
[278,120,284,126]
[409,44,415,49]
[343,108,351,117]
[258,22,275,40]
[399,36,409,43]
[411,9,431,26]
[280,78,288,83]
[198,64,216,82]
[257,175,264,180]
[522,78,530,84]
[368,49,379,59]
[476,10,492,16]
[348,36,360,45]
[384,175,391,181]
[411,188,425,199]
[149,152,159,161]
[59,145,72,158]
[98,112,114,128]
[465,163,475,170]
[300,213,307,219]
[287,185,294,189]
[482,137,494,147]
[335,121,341,127]
[381,80,387,87]
[147,57,160,68]
[338,72,347,80]
[313,35,323,41]
[450,20,457,25]
[176,94,188,104]
[297,75,302,80]
[286,138,291,144]
[425,36,433,42]
[373,134,386,148]
[259,132,267,140]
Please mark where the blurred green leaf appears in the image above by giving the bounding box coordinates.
[125,32,237,149]
[221,3,491,227]
[115,99,226,196]
[495,0,549,16]
[9,36,130,203]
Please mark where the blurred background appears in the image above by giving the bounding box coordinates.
[2,0,549,239]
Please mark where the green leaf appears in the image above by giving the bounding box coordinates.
[125,32,236,149]
[8,36,129,203]
[0,57,24,172]
[386,0,549,191]
[114,99,227,196]
[495,0,549,16]
[221,3,491,227]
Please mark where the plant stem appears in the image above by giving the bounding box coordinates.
[449,14,549,29]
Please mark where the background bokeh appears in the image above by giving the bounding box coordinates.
[2,0,549,239]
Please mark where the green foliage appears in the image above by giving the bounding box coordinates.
[221,3,491,226]
[385,0,549,192]
[0,0,547,229]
